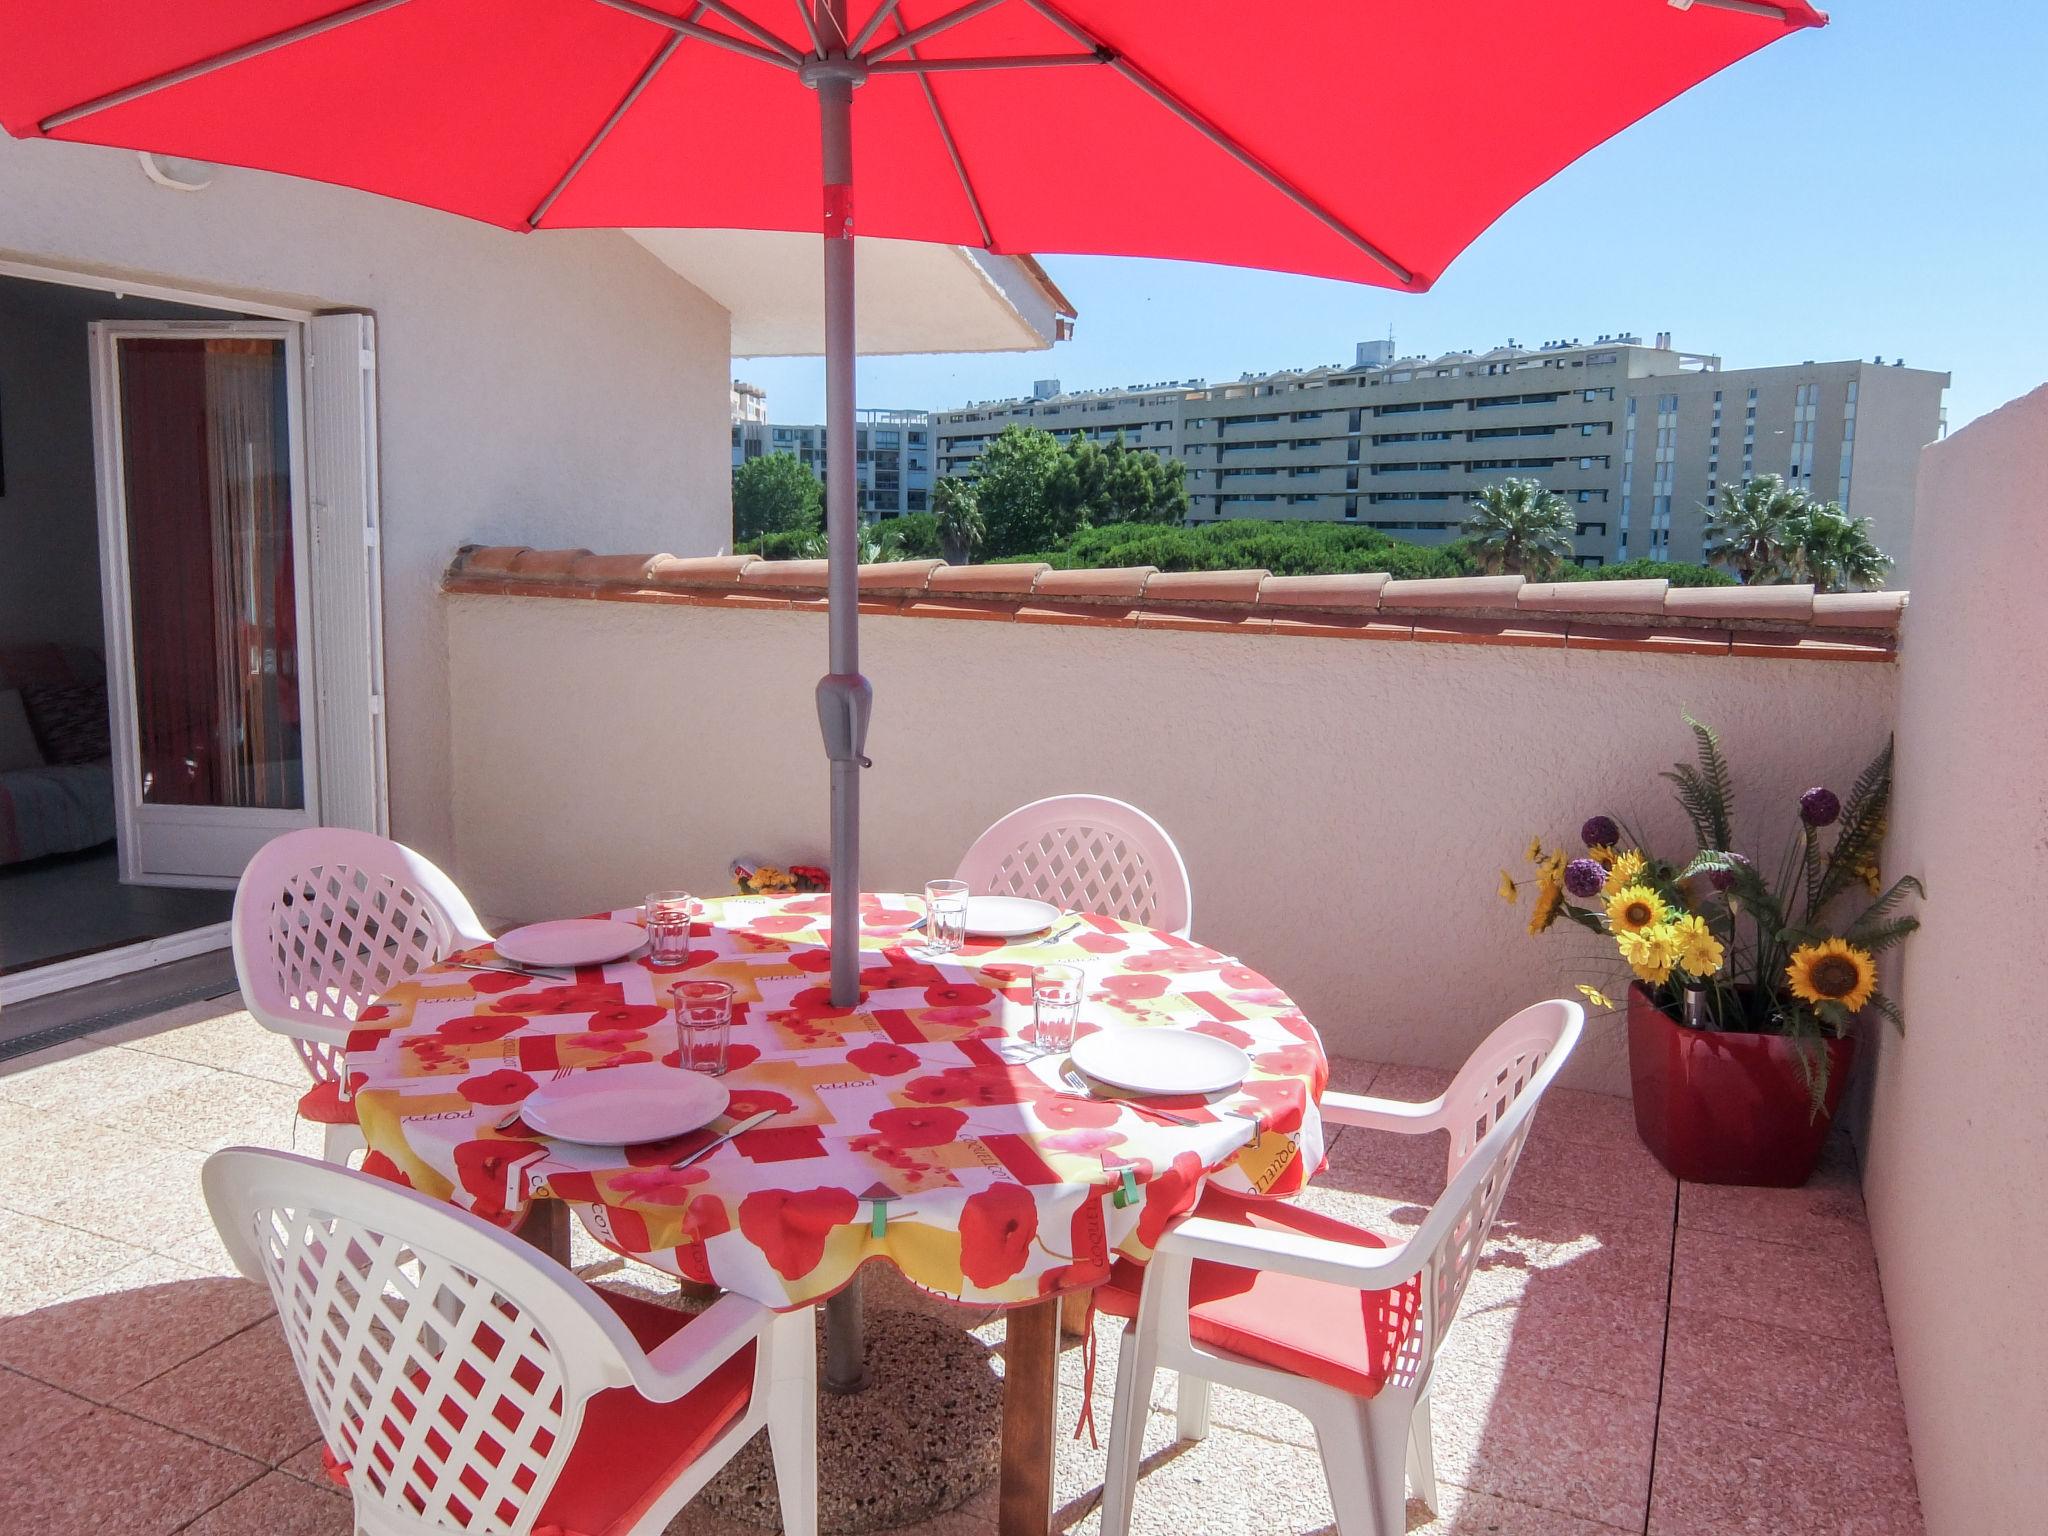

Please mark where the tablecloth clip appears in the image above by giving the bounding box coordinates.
[868,1192,899,1238]
[1114,1166,1141,1209]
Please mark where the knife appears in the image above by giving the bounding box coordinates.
[667,1110,778,1170]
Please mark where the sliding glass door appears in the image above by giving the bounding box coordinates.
[89,321,318,886]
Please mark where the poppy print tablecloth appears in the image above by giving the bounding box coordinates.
[347,894,1328,1311]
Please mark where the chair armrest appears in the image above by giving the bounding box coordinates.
[627,1292,773,1404]
[1156,1215,1424,1294]
[1319,1089,1443,1135]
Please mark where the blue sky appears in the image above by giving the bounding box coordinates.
[739,1,2040,435]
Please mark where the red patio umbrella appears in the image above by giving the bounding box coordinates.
[0,0,1822,1387]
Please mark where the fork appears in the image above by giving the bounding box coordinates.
[1060,1064,1202,1127]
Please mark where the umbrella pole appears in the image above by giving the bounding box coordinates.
[810,42,873,1394]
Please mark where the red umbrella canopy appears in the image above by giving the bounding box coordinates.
[0,0,1823,291]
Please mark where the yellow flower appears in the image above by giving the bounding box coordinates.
[1617,923,1678,985]
[1498,870,1519,904]
[1526,836,1544,864]
[1586,844,1617,870]
[1528,874,1565,936]
[1609,849,1648,887]
[1576,983,1616,1011]
[1786,939,1878,1013]
[1605,884,1670,936]
[1671,914,1725,978]
[1858,860,1882,897]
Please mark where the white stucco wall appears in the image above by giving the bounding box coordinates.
[0,133,734,864]
[1860,385,2048,1535]
[445,594,1898,1092]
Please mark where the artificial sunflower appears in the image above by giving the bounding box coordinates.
[1670,913,1725,977]
[1527,873,1566,936]
[1498,870,1519,904]
[1585,843,1617,870]
[1575,983,1616,1011]
[1605,883,1670,936]
[1786,938,1878,1013]
[1525,836,1544,864]
[1609,849,1648,887]
[1617,924,1678,985]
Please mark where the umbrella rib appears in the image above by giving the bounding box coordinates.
[695,0,806,61]
[1021,0,1417,288]
[895,25,994,248]
[868,53,1102,73]
[527,29,687,228]
[37,0,411,133]
[846,0,904,57]
[861,0,1011,64]
[791,0,827,54]
[592,0,803,70]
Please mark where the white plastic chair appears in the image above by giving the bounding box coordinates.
[1098,999,1584,1536]
[204,1147,817,1536]
[955,795,1193,938]
[232,828,492,1164]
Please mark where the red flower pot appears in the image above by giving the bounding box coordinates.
[1626,984,1853,1187]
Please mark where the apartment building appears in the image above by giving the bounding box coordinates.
[933,339,1948,573]
[731,397,933,518]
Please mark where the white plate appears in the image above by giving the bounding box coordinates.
[1071,1028,1251,1098]
[964,895,1063,938]
[517,1065,729,1145]
[495,919,647,969]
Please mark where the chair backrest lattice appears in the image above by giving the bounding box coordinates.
[206,1151,635,1536]
[1401,1001,1582,1392]
[957,796,1192,938]
[234,830,491,1079]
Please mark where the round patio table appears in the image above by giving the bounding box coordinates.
[345,892,1330,1536]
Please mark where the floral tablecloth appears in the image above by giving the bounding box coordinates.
[347,894,1328,1310]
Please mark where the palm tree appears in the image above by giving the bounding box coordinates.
[1786,501,1892,591]
[933,477,985,565]
[1461,478,1576,578]
[1702,475,1805,583]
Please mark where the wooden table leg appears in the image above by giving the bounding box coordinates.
[515,1199,570,1265]
[999,1297,1061,1536]
[1058,1286,1095,1339]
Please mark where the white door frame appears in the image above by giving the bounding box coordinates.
[89,317,323,887]
[0,260,385,1007]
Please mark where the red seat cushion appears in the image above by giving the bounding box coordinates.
[540,1290,756,1536]
[297,1079,359,1125]
[321,1288,755,1536]
[1096,1188,1420,1398]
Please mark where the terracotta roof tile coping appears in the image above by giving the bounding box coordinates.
[442,548,1904,657]
[1256,573,1390,609]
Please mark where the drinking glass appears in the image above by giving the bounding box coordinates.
[672,979,734,1075]
[1032,963,1084,1054]
[645,889,697,965]
[923,878,969,955]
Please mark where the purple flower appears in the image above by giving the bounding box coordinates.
[1708,852,1753,892]
[1563,859,1606,899]
[1800,787,1841,828]
[1581,815,1620,849]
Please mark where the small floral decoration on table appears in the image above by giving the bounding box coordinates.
[733,860,829,895]
[1500,716,1922,1104]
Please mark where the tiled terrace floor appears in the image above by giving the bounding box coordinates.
[0,994,1922,1536]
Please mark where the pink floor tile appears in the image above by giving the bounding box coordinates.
[1314,1121,1450,1207]
[1527,1086,1643,1151]
[1510,1132,1677,1221]
[1649,1399,1922,1535]
[0,1363,93,1457]
[0,1407,264,1536]
[1322,1054,1387,1094]
[1661,1307,1910,1457]
[181,1471,351,1536]
[1676,1142,1869,1256]
[1446,1270,1668,1404]
[1489,1194,1676,1303]
[1427,1359,1658,1530]
[1357,1062,1457,1103]
[1670,1224,1890,1347]
[119,1318,321,1465]
[0,1261,274,1403]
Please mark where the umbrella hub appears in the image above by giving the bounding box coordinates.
[799,55,868,91]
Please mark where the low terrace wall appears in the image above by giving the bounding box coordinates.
[441,556,1899,1094]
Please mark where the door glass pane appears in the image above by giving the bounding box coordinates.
[116,336,303,810]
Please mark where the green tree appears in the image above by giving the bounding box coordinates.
[932,478,986,564]
[1786,501,1892,591]
[732,452,822,543]
[1050,433,1186,526]
[1701,474,1805,583]
[880,511,942,560]
[1461,478,1577,578]
[973,425,1075,559]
